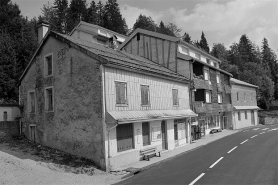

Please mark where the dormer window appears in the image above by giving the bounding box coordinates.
[195,52,201,60]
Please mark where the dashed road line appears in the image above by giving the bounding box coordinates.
[260,132,265,134]
[250,135,257,138]
[189,173,205,185]
[227,146,238,154]
[209,157,224,169]
[262,128,269,130]
[240,139,248,144]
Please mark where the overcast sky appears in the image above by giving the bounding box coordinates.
[14,0,278,55]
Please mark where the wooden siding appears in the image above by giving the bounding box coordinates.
[104,67,190,111]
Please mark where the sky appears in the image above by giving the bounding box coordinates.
[13,0,278,55]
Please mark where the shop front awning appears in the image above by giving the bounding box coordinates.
[233,106,260,110]
[106,109,198,124]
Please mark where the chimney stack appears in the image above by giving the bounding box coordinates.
[37,20,49,44]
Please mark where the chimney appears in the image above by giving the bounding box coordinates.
[37,20,49,44]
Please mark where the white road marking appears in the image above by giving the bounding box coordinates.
[243,130,249,132]
[271,128,278,131]
[189,173,205,185]
[260,132,265,134]
[262,128,269,130]
[240,139,248,144]
[251,135,257,138]
[209,157,224,168]
[227,146,238,154]
[252,128,259,130]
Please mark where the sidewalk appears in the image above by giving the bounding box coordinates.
[116,124,264,175]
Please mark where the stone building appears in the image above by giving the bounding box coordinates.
[119,29,233,136]
[18,24,197,171]
[228,78,259,129]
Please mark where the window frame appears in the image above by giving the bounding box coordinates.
[28,90,36,114]
[141,85,150,106]
[205,90,212,103]
[44,53,53,77]
[116,123,134,152]
[142,122,150,146]
[204,69,210,81]
[115,81,128,106]
[44,86,54,112]
[172,89,179,106]
[218,93,222,103]
[216,73,220,84]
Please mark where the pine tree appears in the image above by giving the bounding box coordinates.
[133,14,156,32]
[199,31,210,53]
[53,0,68,33]
[182,32,191,43]
[66,0,87,33]
[96,1,104,27]
[85,0,98,24]
[157,21,175,36]
[102,0,128,35]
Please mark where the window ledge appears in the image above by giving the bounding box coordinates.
[173,105,179,107]
[116,104,128,107]
[141,104,151,107]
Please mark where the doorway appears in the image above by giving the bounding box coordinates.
[223,116,227,129]
[161,121,167,150]
[251,111,255,125]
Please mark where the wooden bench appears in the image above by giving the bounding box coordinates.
[140,147,161,161]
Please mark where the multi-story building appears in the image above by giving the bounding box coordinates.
[228,78,259,129]
[18,23,196,171]
[119,29,233,135]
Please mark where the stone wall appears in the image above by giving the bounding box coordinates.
[260,117,278,125]
[19,36,105,169]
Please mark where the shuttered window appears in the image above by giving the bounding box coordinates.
[44,53,53,76]
[172,89,178,106]
[45,87,54,111]
[205,91,211,103]
[142,122,150,146]
[115,82,127,105]
[141,85,150,105]
[117,123,134,152]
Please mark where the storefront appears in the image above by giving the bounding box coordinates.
[197,113,228,135]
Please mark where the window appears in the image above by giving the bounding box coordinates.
[238,112,241,121]
[204,69,209,81]
[142,122,150,146]
[213,62,217,67]
[216,73,220,84]
[244,93,246,102]
[44,53,53,77]
[115,82,127,105]
[117,123,133,152]
[28,91,36,113]
[237,92,239,101]
[3,111,7,121]
[172,89,179,106]
[141,85,150,105]
[245,111,248,119]
[205,91,211,103]
[179,45,189,55]
[45,87,54,111]
[206,58,210,64]
[218,93,222,103]
[195,52,201,60]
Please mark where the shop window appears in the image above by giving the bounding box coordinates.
[205,91,211,103]
[245,111,248,119]
[142,122,150,146]
[172,89,178,106]
[141,85,150,105]
[238,112,241,121]
[3,111,7,121]
[117,123,133,152]
[45,87,54,112]
[115,82,127,105]
[44,53,53,77]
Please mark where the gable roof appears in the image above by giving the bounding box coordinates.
[231,78,258,88]
[19,31,190,85]
[118,28,222,64]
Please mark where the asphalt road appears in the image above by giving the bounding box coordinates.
[116,124,278,185]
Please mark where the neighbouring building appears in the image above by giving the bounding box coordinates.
[228,78,259,129]
[18,23,197,171]
[69,21,126,48]
[0,104,20,121]
[119,29,233,136]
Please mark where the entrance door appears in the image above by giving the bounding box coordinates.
[223,116,227,129]
[251,111,255,125]
[161,121,167,150]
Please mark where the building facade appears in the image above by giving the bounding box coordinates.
[0,104,20,121]
[18,25,196,171]
[227,78,259,129]
[119,29,233,136]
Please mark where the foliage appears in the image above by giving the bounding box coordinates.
[199,31,210,53]
[182,32,192,43]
